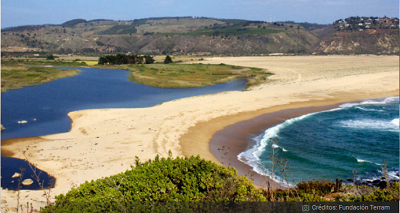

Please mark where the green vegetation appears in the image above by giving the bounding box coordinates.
[41,155,399,212]
[62,19,88,27]
[131,19,148,27]
[273,180,399,202]
[1,59,82,92]
[42,155,265,212]
[1,58,269,91]
[98,54,155,65]
[46,54,55,60]
[164,21,282,36]
[126,63,271,89]
[163,55,173,64]
[99,25,138,35]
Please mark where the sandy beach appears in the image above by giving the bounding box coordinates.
[1,55,399,211]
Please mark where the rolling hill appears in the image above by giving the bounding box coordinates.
[2,16,399,56]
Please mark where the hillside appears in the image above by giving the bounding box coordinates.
[1,16,399,56]
[314,16,400,54]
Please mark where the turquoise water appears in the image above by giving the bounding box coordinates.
[1,67,246,190]
[238,97,399,185]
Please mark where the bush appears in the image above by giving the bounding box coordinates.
[348,182,399,202]
[272,180,335,202]
[164,55,173,64]
[296,180,336,196]
[98,54,154,65]
[46,54,55,60]
[42,155,265,212]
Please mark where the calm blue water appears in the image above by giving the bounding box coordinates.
[1,67,247,190]
[239,97,399,185]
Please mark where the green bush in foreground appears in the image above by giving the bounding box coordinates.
[41,154,399,212]
[42,155,265,212]
[348,182,399,202]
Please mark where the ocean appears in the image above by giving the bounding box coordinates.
[238,97,399,186]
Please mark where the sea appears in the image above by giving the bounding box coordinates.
[238,97,399,186]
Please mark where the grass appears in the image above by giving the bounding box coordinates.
[1,59,82,92]
[55,55,99,62]
[99,24,137,35]
[82,60,98,65]
[162,23,282,36]
[124,63,272,89]
[2,57,271,92]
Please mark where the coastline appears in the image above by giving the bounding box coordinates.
[206,98,398,188]
[1,55,398,211]
[179,99,388,189]
[210,104,345,188]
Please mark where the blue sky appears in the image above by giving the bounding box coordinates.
[1,0,399,28]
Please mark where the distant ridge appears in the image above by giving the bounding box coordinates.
[1,16,398,55]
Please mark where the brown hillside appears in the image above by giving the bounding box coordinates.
[314,28,399,55]
[1,17,398,55]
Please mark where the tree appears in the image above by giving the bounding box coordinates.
[46,54,55,60]
[164,55,173,64]
[98,54,155,65]
[145,55,155,64]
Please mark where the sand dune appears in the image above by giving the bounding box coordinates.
[1,55,399,211]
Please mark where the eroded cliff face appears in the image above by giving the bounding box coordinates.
[314,29,399,55]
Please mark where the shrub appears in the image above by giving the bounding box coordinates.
[41,155,265,212]
[164,55,173,64]
[348,182,399,202]
[46,54,55,60]
[296,180,336,196]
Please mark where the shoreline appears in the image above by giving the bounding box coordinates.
[210,103,344,188]
[1,55,398,211]
[179,100,363,188]
[181,96,399,188]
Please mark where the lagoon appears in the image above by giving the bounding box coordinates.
[1,67,246,190]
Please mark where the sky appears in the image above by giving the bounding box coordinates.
[1,0,399,28]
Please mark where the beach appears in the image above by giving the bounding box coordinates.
[1,55,399,211]
[204,103,344,187]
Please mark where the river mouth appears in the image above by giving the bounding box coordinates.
[1,67,247,190]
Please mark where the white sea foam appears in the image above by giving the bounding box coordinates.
[238,111,317,163]
[361,96,399,105]
[357,158,373,164]
[391,118,399,126]
[272,144,288,152]
[337,118,399,132]
[272,144,280,149]
[340,96,399,109]
[356,158,385,166]
[339,103,359,108]
[237,111,317,186]
[17,120,28,124]
[355,106,384,112]
[375,170,400,181]
[388,171,400,180]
